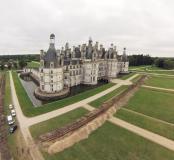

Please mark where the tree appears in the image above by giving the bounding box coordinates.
[18,60,27,69]
[13,62,18,69]
[0,63,4,70]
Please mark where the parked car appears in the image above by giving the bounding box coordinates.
[9,125,17,134]
[7,115,15,125]
[11,109,16,117]
[9,104,13,110]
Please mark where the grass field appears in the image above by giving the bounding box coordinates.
[89,85,128,108]
[42,122,174,160]
[125,87,174,123]
[12,71,115,117]
[129,65,174,75]
[116,108,174,140]
[27,61,40,68]
[30,108,88,139]
[4,72,12,115]
[145,76,174,89]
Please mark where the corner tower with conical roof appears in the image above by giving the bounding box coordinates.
[39,34,65,93]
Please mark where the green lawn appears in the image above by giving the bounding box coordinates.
[4,71,12,115]
[116,108,174,140]
[12,71,115,117]
[145,76,174,89]
[27,61,40,68]
[125,87,174,123]
[42,122,174,160]
[130,65,174,75]
[30,108,88,139]
[89,85,128,108]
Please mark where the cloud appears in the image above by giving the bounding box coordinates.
[0,0,174,57]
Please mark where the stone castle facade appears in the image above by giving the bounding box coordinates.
[33,34,129,99]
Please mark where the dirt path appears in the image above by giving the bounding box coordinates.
[109,117,174,151]
[9,72,44,160]
[142,85,174,92]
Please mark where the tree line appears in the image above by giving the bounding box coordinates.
[128,54,174,69]
[0,54,174,70]
[0,54,39,70]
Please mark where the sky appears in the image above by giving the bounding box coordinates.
[0,0,174,57]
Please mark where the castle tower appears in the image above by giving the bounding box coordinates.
[121,48,129,73]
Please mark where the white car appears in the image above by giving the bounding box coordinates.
[7,115,15,125]
[9,104,13,110]
[11,109,16,117]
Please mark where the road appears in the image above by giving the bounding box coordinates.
[9,72,44,160]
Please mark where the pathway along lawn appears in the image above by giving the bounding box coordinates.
[4,71,12,115]
[42,122,174,160]
[125,87,174,123]
[4,71,26,160]
[30,108,88,139]
[115,108,174,141]
[144,76,174,89]
[12,71,114,117]
[89,85,128,108]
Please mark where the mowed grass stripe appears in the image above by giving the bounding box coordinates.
[115,108,174,141]
[12,71,114,117]
[29,108,88,139]
[4,71,12,115]
[89,85,128,108]
[125,87,174,123]
[145,76,174,89]
[42,122,174,160]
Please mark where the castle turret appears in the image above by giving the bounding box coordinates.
[39,34,64,93]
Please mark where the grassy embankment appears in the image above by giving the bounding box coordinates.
[30,108,88,139]
[12,71,115,117]
[42,122,174,160]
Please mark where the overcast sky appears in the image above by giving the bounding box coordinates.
[0,0,174,57]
